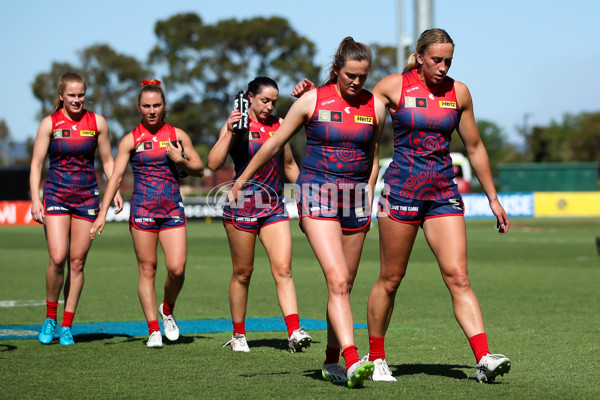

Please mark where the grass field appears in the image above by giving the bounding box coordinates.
[0,218,599,399]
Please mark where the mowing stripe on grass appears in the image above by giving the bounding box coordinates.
[0,318,367,340]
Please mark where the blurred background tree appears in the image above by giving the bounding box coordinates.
[522,112,600,162]
[149,13,321,147]
[0,119,14,166]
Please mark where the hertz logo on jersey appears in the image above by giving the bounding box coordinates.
[439,101,457,109]
[159,141,170,147]
[52,129,71,138]
[80,130,96,137]
[318,110,343,123]
[354,115,373,124]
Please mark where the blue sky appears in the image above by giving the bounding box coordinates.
[1,0,598,147]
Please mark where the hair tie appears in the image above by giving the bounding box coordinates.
[141,80,161,86]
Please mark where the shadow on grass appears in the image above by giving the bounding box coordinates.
[72,333,212,346]
[1,344,17,352]
[303,369,369,389]
[302,363,474,384]
[247,337,322,352]
[391,363,471,380]
[240,371,291,378]
[73,333,134,344]
[304,369,326,382]
[164,335,213,345]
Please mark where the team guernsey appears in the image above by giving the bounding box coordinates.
[129,123,185,229]
[380,68,463,222]
[296,83,376,230]
[225,115,287,230]
[43,109,100,220]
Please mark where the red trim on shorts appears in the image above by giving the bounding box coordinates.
[423,212,465,220]
[342,216,371,232]
[159,222,187,231]
[43,211,69,216]
[227,218,257,233]
[72,214,96,222]
[260,216,289,230]
[43,212,96,222]
[129,218,159,233]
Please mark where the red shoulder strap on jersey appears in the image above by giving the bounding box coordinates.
[131,124,144,143]
[166,124,178,142]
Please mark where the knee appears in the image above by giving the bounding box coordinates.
[272,262,292,281]
[327,276,351,298]
[444,269,471,291]
[378,270,406,294]
[139,262,157,280]
[167,266,185,281]
[233,265,253,286]
[48,254,67,271]
[69,257,86,273]
[347,281,354,294]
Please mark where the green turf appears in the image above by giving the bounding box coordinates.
[1,218,599,399]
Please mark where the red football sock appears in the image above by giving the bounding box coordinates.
[469,333,490,362]
[324,345,341,364]
[342,345,360,370]
[45,301,58,320]
[368,335,386,361]
[284,313,300,337]
[162,299,175,316]
[147,320,160,335]
[233,321,246,336]
[61,311,75,328]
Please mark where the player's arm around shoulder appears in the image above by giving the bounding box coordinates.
[262,88,316,158]
[279,88,317,138]
[373,73,404,110]
[173,127,204,177]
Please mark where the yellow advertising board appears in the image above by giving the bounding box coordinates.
[534,192,600,217]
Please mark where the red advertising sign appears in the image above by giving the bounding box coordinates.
[0,201,38,225]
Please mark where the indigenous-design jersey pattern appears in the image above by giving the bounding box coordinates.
[385,68,460,200]
[129,123,184,219]
[44,109,99,208]
[226,115,285,219]
[299,83,376,188]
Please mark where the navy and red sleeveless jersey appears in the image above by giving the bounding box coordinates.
[298,83,376,187]
[43,109,99,207]
[230,115,284,195]
[226,115,285,219]
[129,123,185,219]
[385,68,460,200]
